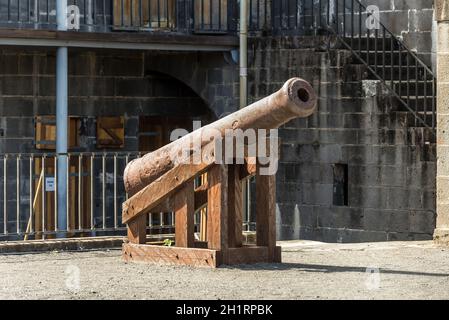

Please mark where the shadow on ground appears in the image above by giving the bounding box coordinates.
[223,263,449,277]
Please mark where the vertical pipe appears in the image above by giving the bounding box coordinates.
[56,0,68,238]
[240,0,248,109]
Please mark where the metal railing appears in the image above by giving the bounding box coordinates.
[267,0,436,130]
[0,0,239,34]
[0,152,255,241]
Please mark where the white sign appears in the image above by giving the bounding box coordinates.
[45,177,55,192]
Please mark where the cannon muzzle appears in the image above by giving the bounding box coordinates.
[124,78,317,196]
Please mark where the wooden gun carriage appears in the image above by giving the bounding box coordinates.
[121,78,317,267]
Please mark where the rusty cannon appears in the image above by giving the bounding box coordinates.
[122,78,317,267]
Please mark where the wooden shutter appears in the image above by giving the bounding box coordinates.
[35,116,79,150]
[96,116,125,149]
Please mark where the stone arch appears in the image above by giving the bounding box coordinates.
[143,51,239,119]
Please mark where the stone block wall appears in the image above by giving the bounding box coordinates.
[249,36,436,242]
[359,0,435,66]
[0,48,214,154]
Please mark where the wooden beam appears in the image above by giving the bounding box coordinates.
[206,165,228,258]
[256,168,277,261]
[239,157,257,180]
[123,142,216,224]
[123,243,220,268]
[174,181,195,248]
[127,214,147,244]
[151,183,208,213]
[122,162,212,224]
[227,246,282,265]
[228,165,243,248]
[0,29,238,49]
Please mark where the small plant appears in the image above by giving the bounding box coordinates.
[163,239,174,247]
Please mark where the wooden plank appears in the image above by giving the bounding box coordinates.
[96,116,125,149]
[123,243,219,268]
[122,142,216,224]
[174,180,195,248]
[127,214,147,244]
[256,169,277,261]
[206,165,228,258]
[228,165,243,248]
[240,157,257,180]
[148,183,208,213]
[227,246,282,265]
[0,29,239,47]
[122,164,211,224]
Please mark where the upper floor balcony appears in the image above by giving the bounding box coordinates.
[0,0,269,50]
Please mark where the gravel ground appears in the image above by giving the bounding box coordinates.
[1,240,449,300]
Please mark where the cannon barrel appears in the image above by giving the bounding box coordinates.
[124,77,317,196]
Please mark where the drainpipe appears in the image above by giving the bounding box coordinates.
[239,0,251,230]
[239,0,248,109]
[56,0,68,237]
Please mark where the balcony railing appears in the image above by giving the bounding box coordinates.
[0,0,240,34]
[0,152,255,241]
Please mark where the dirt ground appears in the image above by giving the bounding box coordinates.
[1,240,449,300]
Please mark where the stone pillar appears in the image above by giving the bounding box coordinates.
[435,0,449,244]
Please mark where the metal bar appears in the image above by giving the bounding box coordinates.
[66,154,70,231]
[16,155,20,234]
[390,37,394,89]
[407,52,410,106]
[90,154,94,230]
[54,155,58,231]
[424,69,428,124]
[432,77,436,128]
[358,1,361,54]
[42,155,46,237]
[3,155,6,235]
[399,44,402,97]
[78,154,82,230]
[382,28,385,80]
[343,0,346,36]
[29,155,33,234]
[102,153,106,229]
[336,0,339,33]
[114,154,118,229]
[415,59,419,127]
[374,29,378,74]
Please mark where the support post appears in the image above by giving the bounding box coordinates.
[256,167,277,261]
[435,0,449,244]
[228,165,243,248]
[127,215,147,244]
[56,0,68,236]
[207,165,228,262]
[175,181,195,248]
